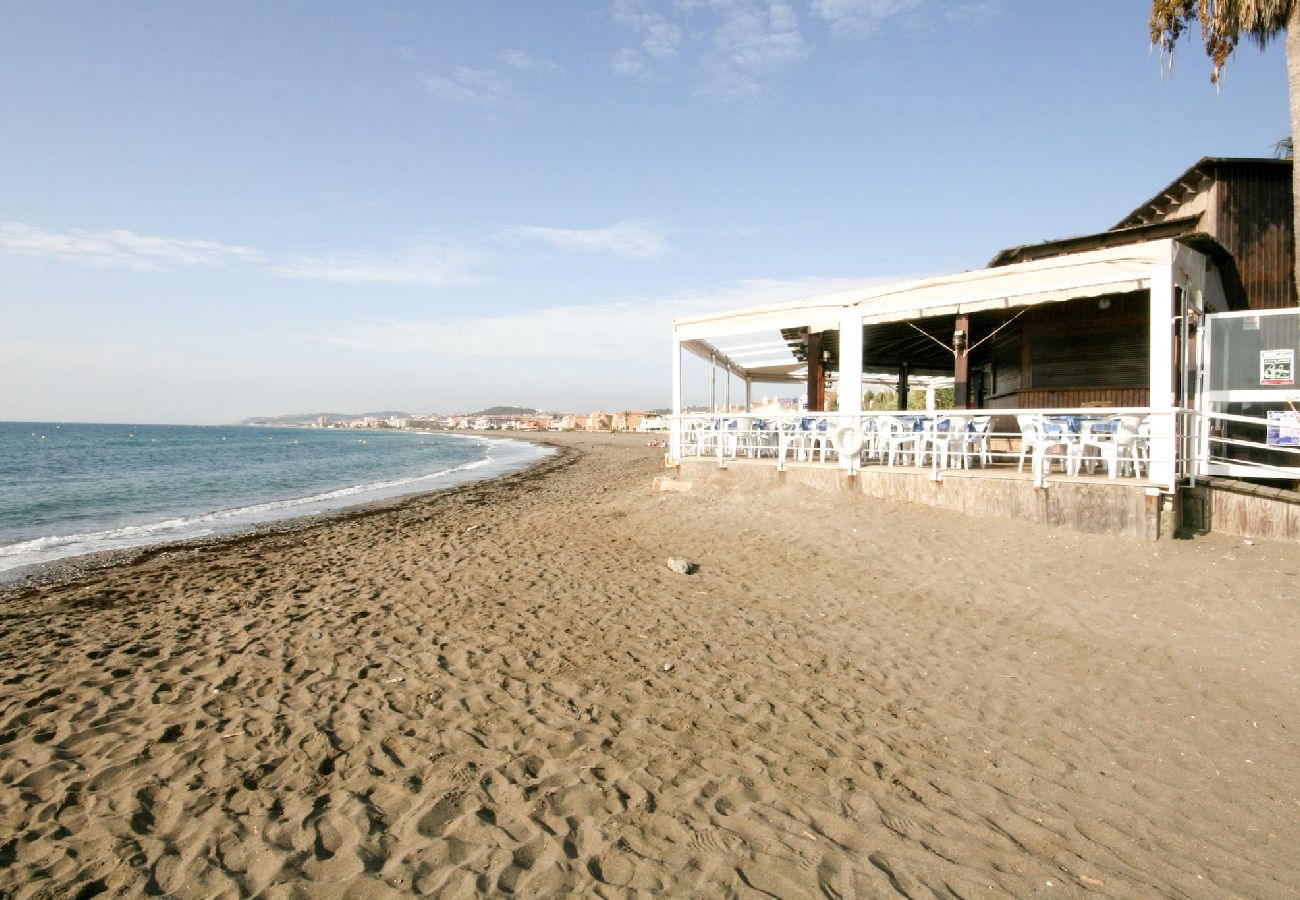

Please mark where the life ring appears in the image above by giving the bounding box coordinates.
[833,425,863,457]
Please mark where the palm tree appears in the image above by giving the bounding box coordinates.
[1151,1,1300,299]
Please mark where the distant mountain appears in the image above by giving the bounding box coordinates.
[236,412,414,426]
[465,406,542,417]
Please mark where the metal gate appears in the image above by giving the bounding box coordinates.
[1197,307,1300,479]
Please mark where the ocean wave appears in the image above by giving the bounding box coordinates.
[0,438,551,574]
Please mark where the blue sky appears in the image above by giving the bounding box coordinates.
[0,1,1290,423]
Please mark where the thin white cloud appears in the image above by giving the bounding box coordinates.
[642,22,684,61]
[612,47,655,80]
[502,49,563,73]
[273,240,491,288]
[811,0,994,34]
[421,67,512,107]
[810,0,919,36]
[322,191,388,213]
[0,220,263,271]
[299,275,901,362]
[0,217,491,288]
[612,0,986,103]
[505,219,670,259]
[699,0,808,103]
[611,0,683,81]
[944,1,1000,24]
[612,0,806,103]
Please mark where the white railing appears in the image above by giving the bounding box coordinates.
[670,407,1179,491]
[1184,406,1300,482]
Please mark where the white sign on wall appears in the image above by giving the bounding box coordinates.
[1260,349,1295,386]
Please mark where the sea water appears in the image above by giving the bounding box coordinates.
[0,422,551,574]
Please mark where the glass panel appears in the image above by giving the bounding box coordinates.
[1208,312,1300,392]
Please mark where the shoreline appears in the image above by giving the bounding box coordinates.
[0,431,562,595]
[1,431,1296,896]
[0,433,573,599]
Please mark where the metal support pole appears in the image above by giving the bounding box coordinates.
[838,311,864,472]
[1148,264,1177,491]
[709,355,717,413]
[670,338,683,463]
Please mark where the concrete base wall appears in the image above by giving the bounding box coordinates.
[679,460,1162,541]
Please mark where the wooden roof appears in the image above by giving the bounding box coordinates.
[1113,156,1290,230]
[988,217,1201,268]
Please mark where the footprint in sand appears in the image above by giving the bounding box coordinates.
[416,791,467,839]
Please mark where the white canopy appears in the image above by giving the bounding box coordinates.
[670,238,1222,492]
[673,240,1178,347]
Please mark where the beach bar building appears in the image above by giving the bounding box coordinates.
[667,159,1300,540]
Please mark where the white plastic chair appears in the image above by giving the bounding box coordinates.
[1135,416,1151,475]
[1077,416,1119,477]
[1016,415,1074,476]
[929,414,972,470]
[729,415,756,458]
[970,415,993,467]
[1116,414,1146,477]
[1079,414,1145,478]
[779,417,832,463]
[859,417,880,463]
[1077,415,1144,478]
[882,417,924,466]
[685,418,710,456]
[749,418,779,458]
[806,418,833,462]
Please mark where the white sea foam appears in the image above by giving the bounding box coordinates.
[0,435,552,575]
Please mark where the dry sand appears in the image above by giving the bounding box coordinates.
[1,431,1297,898]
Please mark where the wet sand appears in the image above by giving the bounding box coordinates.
[1,431,1297,897]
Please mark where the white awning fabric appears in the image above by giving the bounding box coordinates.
[673,240,1175,345]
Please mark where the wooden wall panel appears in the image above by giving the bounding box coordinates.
[1215,166,1297,310]
[1211,488,1300,543]
[976,292,1150,408]
[985,388,1151,409]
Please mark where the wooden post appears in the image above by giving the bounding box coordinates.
[807,331,824,411]
[896,363,909,411]
[953,314,970,409]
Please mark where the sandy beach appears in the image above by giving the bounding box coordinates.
[1,431,1297,898]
